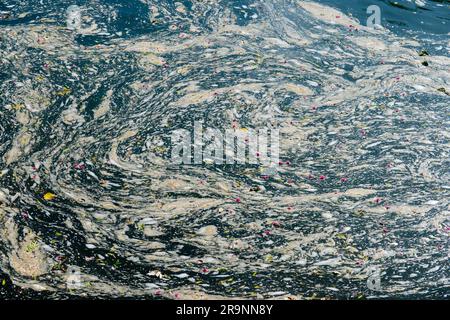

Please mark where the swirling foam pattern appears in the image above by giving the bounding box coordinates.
[0,0,449,299]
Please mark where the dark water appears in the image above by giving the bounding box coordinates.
[0,0,449,299]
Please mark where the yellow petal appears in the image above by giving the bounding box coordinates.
[43,192,56,201]
[57,87,71,96]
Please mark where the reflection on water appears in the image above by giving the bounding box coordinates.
[0,0,449,299]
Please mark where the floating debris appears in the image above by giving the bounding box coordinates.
[0,0,448,300]
[43,193,56,201]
